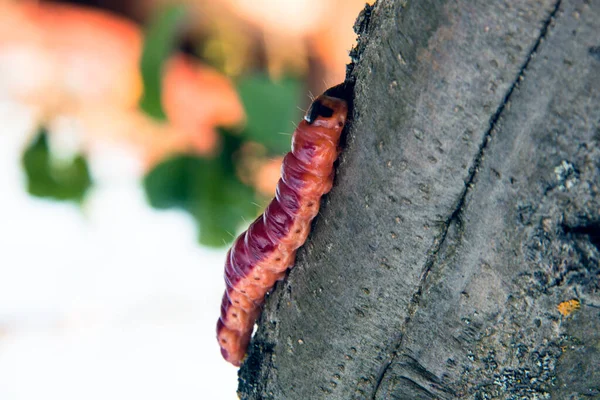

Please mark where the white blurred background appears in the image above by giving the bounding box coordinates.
[0,99,237,399]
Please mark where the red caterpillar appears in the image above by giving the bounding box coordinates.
[216,87,349,366]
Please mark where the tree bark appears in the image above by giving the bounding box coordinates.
[238,0,600,398]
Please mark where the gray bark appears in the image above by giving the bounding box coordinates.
[238,0,600,398]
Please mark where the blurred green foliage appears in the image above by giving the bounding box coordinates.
[19,4,306,249]
[144,74,304,247]
[138,8,304,246]
[237,75,302,154]
[22,128,92,203]
[144,130,259,247]
[139,4,187,120]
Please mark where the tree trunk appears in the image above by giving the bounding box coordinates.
[238,0,600,398]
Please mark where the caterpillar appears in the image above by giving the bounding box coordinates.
[216,85,349,366]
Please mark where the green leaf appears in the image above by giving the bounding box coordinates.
[144,131,259,247]
[22,128,92,203]
[193,174,257,247]
[139,4,187,120]
[237,75,303,154]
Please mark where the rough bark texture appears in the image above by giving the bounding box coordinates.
[238,0,600,398]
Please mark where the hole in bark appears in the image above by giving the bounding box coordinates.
[563,222,600,250]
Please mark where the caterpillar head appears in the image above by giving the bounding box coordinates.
[304,94,348,131]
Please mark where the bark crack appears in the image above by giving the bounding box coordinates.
[370,1,562,398]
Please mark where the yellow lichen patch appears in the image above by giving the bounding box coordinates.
[557,299,581,317]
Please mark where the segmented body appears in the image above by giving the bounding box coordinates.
[216,90,348,366]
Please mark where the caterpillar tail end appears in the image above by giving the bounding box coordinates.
[216,319,249,367]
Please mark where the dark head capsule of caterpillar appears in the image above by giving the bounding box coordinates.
[304,99,335,124]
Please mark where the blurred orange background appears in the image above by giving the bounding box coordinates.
[0,0,369,398]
